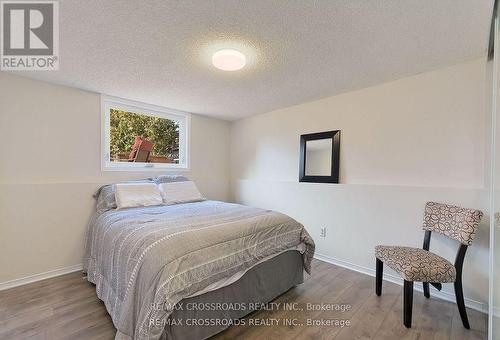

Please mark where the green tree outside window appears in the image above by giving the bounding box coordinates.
[109,109,180,162]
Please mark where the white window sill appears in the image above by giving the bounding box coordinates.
[102,163,190,172]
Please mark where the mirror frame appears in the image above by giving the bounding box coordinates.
[299,130,340,183]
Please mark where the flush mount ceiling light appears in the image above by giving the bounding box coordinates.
[212,49,246,71]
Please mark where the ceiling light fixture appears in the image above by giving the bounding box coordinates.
[212,49,246,71]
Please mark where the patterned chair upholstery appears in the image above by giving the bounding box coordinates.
[374,202,483,329]
[422,201,482,245]
[374,246,456,282]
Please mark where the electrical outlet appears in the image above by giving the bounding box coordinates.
[320,227,327,237]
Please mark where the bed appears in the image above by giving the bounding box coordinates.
[83,178,314,340]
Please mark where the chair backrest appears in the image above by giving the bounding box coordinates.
[128,137,154,162]
[422,202,483,246]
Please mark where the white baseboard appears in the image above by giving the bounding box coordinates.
[0,264,83,291]
[314,253,488,314]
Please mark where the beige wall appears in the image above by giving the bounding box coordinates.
[230,58,490,309]
[0,58,491,311]
[0,73,230,283]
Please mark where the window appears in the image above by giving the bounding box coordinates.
[102,96,189,170]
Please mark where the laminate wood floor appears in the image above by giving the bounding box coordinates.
[0,259,487,340]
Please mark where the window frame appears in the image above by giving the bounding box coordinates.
[101,95,190,171]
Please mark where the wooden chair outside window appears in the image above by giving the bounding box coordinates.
[128,137,154,163]
[374,202,483,328]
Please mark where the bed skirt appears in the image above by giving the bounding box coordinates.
[160,250,304,340]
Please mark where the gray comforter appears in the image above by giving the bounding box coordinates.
[83,200,314,340]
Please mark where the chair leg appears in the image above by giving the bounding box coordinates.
[376,258,383,296]
[423,282,430,298]
[403,280,414,328]
[454,278,470,329]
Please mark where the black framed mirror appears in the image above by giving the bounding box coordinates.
[299,130,340,183]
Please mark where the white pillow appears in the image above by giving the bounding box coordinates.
[114,182,163,209]
[158,181,205,205]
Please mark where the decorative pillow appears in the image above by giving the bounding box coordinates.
[115,182,163,209]
[154,175,189,184]
[96,185,117,212]
[158,181,205,205]
[94,178,154,212]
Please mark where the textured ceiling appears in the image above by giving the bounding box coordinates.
[13,0,493,120]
